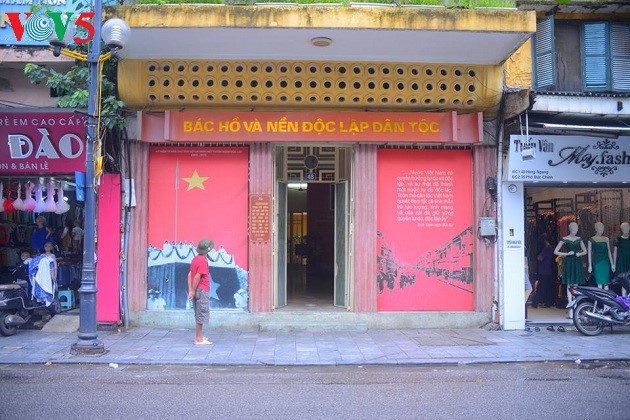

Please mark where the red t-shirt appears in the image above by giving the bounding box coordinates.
[190,254,210,291]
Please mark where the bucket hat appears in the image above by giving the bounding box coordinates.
[196,239,213,255]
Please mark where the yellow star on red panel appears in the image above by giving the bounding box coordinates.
[182,170,209,191]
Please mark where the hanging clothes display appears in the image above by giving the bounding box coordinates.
[29,254,56,306]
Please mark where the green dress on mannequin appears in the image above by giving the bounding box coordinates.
[589,238,611,285]
[615,236,630,274]
[561,238,586,285]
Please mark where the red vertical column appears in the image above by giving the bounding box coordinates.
[353,144,378,312]
[248,143,273,312]
[96,173,122,323]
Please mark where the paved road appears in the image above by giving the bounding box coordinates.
[1,361,628,420]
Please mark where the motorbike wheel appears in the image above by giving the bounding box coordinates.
[0,311,18,337]
[573,301,605,336]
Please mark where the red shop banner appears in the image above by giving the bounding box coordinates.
[0,111,87,174]
[161,111,482,143]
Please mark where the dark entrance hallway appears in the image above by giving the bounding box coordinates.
[280,183,342,311]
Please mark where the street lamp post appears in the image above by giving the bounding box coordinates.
[48,2,129,355]
[70,0,104,355]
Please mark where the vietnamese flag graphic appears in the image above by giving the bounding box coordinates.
[148,147,249,269]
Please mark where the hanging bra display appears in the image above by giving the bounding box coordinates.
[12,182,24,211]
[3,183,15,212]
[0,180,71,215]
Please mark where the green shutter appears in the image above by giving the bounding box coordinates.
[611,23,630,92]
[533,17,555,89]
[583,22,609,91]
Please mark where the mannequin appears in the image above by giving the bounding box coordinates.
[588,222,614,290]
[613,222,630,294]
[554,222,587,317]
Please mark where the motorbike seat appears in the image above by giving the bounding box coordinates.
[576,286,616,296]
[0,283,21,291]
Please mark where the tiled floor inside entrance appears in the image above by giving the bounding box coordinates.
[276,265,345,312]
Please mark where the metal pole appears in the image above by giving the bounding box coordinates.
[71,0,104,355]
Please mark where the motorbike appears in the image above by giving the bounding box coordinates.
[0,263,59,337]
[568,271,630,336]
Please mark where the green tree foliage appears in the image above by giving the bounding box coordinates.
[24,45,125,130]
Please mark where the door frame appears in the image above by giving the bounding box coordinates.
[272,145,354,311]
[334,180,350,308]
[273,180,288,309]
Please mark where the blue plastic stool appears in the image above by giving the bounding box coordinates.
[57,290,75,310]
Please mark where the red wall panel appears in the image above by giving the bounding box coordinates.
[96,173,121,323]
[377,149,474,311]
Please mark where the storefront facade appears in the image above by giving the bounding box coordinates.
[501,134,630,330]
[126,109,497,328]
[0,109,121,323]
[111,5,535,329]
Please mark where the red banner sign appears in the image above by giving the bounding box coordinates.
[162,111,482,143]
[0,111,87,174]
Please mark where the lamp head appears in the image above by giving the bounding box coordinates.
[101,18,131,50]
[49,18,75,56]
[50,40,64,57]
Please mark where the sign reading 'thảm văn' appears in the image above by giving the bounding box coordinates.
[506,135,630,183]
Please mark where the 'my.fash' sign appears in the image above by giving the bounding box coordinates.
[507,135,630,183]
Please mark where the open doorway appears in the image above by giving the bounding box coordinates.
[284,183,338,310]
[274,146,351,311]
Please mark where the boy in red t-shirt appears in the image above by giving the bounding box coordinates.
[188,239,213,345]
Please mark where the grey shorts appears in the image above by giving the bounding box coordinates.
[193,289,210,324]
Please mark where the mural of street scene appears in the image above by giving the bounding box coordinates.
[376,148,474,311]
[377,228,473,310]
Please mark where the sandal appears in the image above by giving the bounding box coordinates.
[194,337,213,345]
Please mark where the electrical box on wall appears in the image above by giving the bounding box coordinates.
[479,217,496,237]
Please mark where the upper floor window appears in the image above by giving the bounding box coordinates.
[533,17,556,90]
[533,17,630,93]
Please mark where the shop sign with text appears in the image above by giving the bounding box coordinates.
[0,111,87,174]
[506,135,630,183]
[163,111,482,143]
[0,0,115,46]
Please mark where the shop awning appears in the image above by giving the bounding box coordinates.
[112,5,534,65]
[111,5,534,113]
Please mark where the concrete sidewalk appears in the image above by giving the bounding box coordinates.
[1,323,629,366]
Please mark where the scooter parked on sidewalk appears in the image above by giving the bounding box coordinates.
[568,271,630,336]
[0,264,60,337]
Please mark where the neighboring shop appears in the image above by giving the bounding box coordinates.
[501,134,630,330]
[0,109,121,323]
[130,109,495,325]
